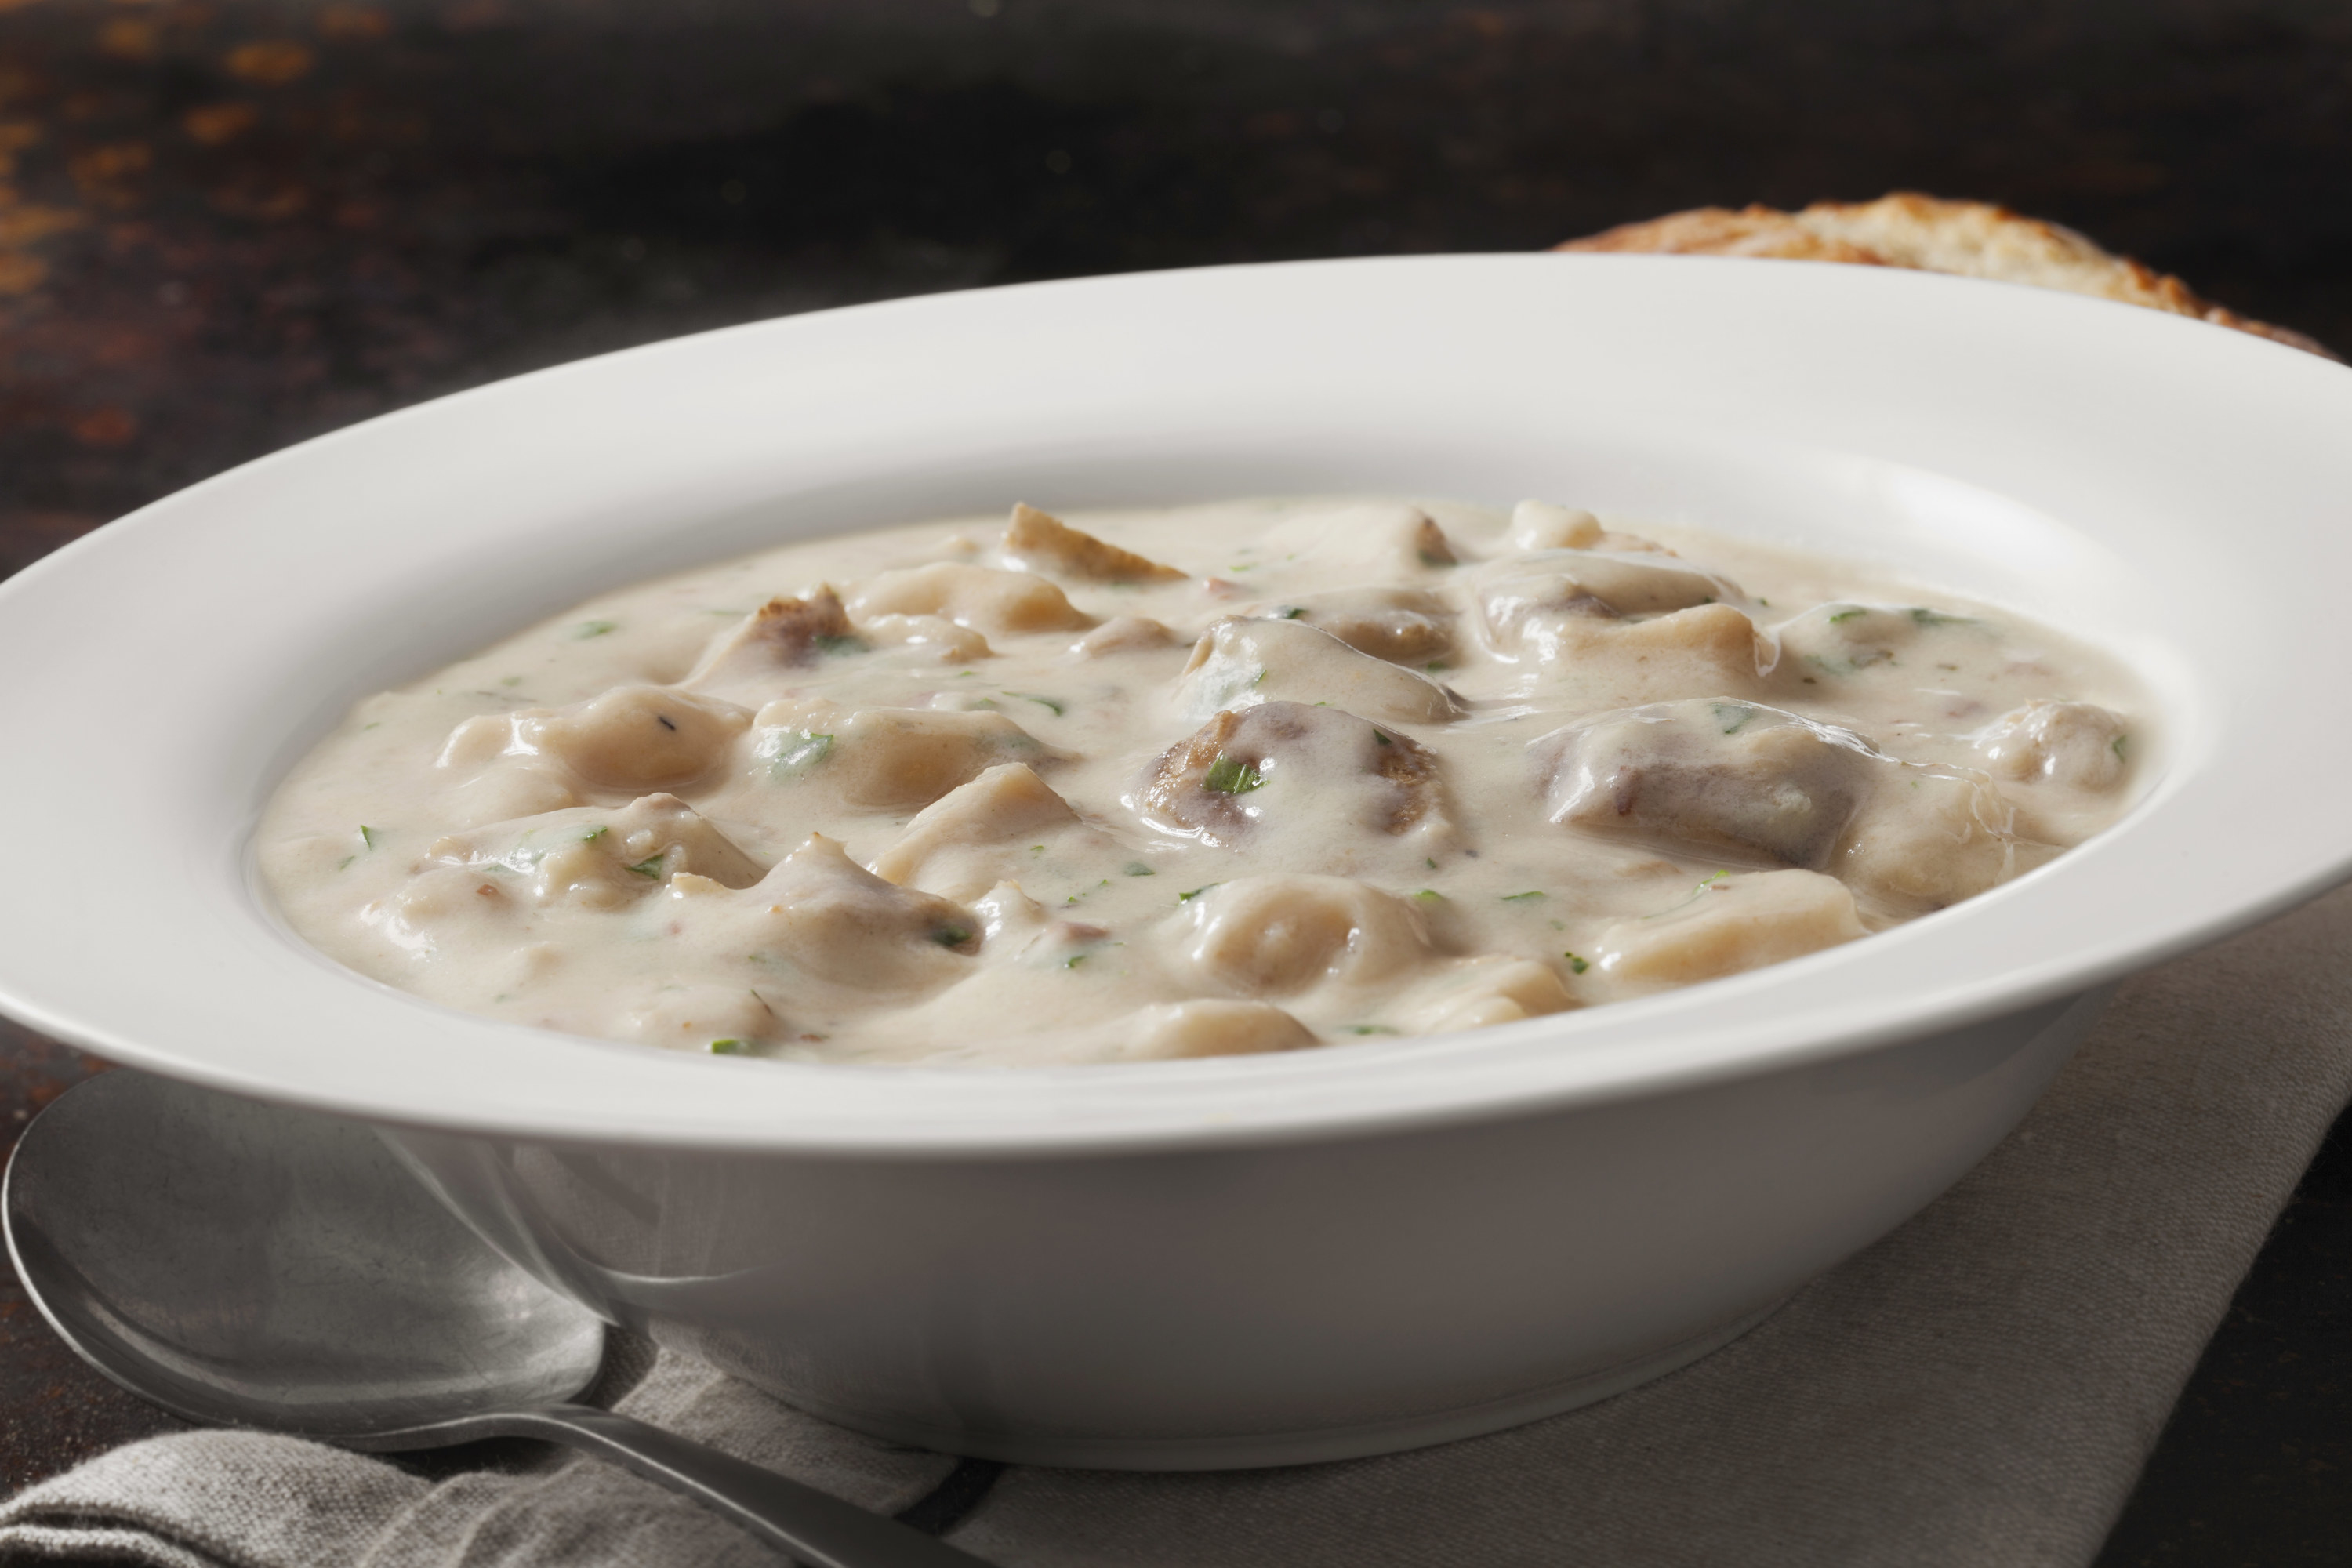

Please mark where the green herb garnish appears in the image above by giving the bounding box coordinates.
[580,826,608,843]
[764,728,833,779]
[1123,862,1156,877]
[1826,607,1867,625]
[1711,701,1756,735]
[1276,605,1306,619]
[1372,729,1393,746]
[814,633,870,656]
[1177,884,1217,902]
[1414,889,1444,904]
[1203,755,1265,794]
[1014,693,1065,716]
[1501,891,1545,902]
[358,825,378,848]
[1564,953,1590,975]
[573,619,619,638]
[708,1039,744,1055]
[932,925,973,947]
[626,855,668,879]
[2111,734,2128,760]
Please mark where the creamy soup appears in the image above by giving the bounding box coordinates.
[259,498,2143,1065]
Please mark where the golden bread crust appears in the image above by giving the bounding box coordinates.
[1562,192,2334,358]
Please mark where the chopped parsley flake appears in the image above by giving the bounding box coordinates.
[336,855,354,871]
[358,825,378,848]
[626,855,668,879]
[708,1039,745,1055]
[1827,607,1867,625]
[1345,1024,1396,1036]
[1414,888,1444,903]
[1501,891,1545,902]
[813,634,869,655]
[580,826,608,842]
[1014,693,1065,716]
[572,619,619,639]
[1908,608,1969,627]
[1123,862,1156,877]
[1563,953,1590,975]
[932,925,974,947]
[1711,701,1756,735]
[1372,729,1393,746]
[1177,884,1217,902]
[764,729,833,779]
[1203,754,1265,794]
[1062,953,1087,970]
[1276,605,1306,619]
[2111,734,2128,760]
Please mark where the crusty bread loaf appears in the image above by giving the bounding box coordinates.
[1561,192,2333,358]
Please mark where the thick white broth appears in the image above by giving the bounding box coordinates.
[257,497,2145,1065]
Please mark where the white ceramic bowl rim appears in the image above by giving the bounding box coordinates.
[2,255,2349,1154]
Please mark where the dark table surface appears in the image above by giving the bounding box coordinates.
[2,2,2349,1561]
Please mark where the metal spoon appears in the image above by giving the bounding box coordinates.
[2,1069,989,1568]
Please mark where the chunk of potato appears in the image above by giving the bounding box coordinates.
[859,613,994,663]
[1974,699,2129,789]
[871,764,1098,901]
[1503,501,1675,556]
[1258,503,1465,582]
[1173,874,1430,996]
[1485,601,1773,705]
[1133,700,1446,846]
[1835,768,2056,913]
[1174,616,1460,726]
[1534,699,1877,869]
[738,834,979,990]
[1071,615,1179,657]
[1249,586,1456,665]
[1000,503,1184,583]
[463,685,752,793]
[1477,550,1745,652]
[1506,500,1604,552]
[1110,999,1318,1060]
[1592,869,1865,988]
[685,588,855,684]
[749,699,1064,812]
[848,562,1094,635]
[1405,955,1577,1033]
[426,794,766,909]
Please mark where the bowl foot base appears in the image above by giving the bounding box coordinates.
[781,1295,1790,1472]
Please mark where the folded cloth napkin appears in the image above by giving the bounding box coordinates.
[5,884,2350,1568]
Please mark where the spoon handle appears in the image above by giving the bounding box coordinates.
[485,1403,993,1567]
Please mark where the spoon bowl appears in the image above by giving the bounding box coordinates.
[4,1067,601,1441]
[2,1070,989,1567]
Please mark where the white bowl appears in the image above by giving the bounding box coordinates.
[2,256,2348,1468]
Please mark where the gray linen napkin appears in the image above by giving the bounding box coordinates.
[6,883,2350,1568]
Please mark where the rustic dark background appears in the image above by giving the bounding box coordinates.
[2,1,2348,1561]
